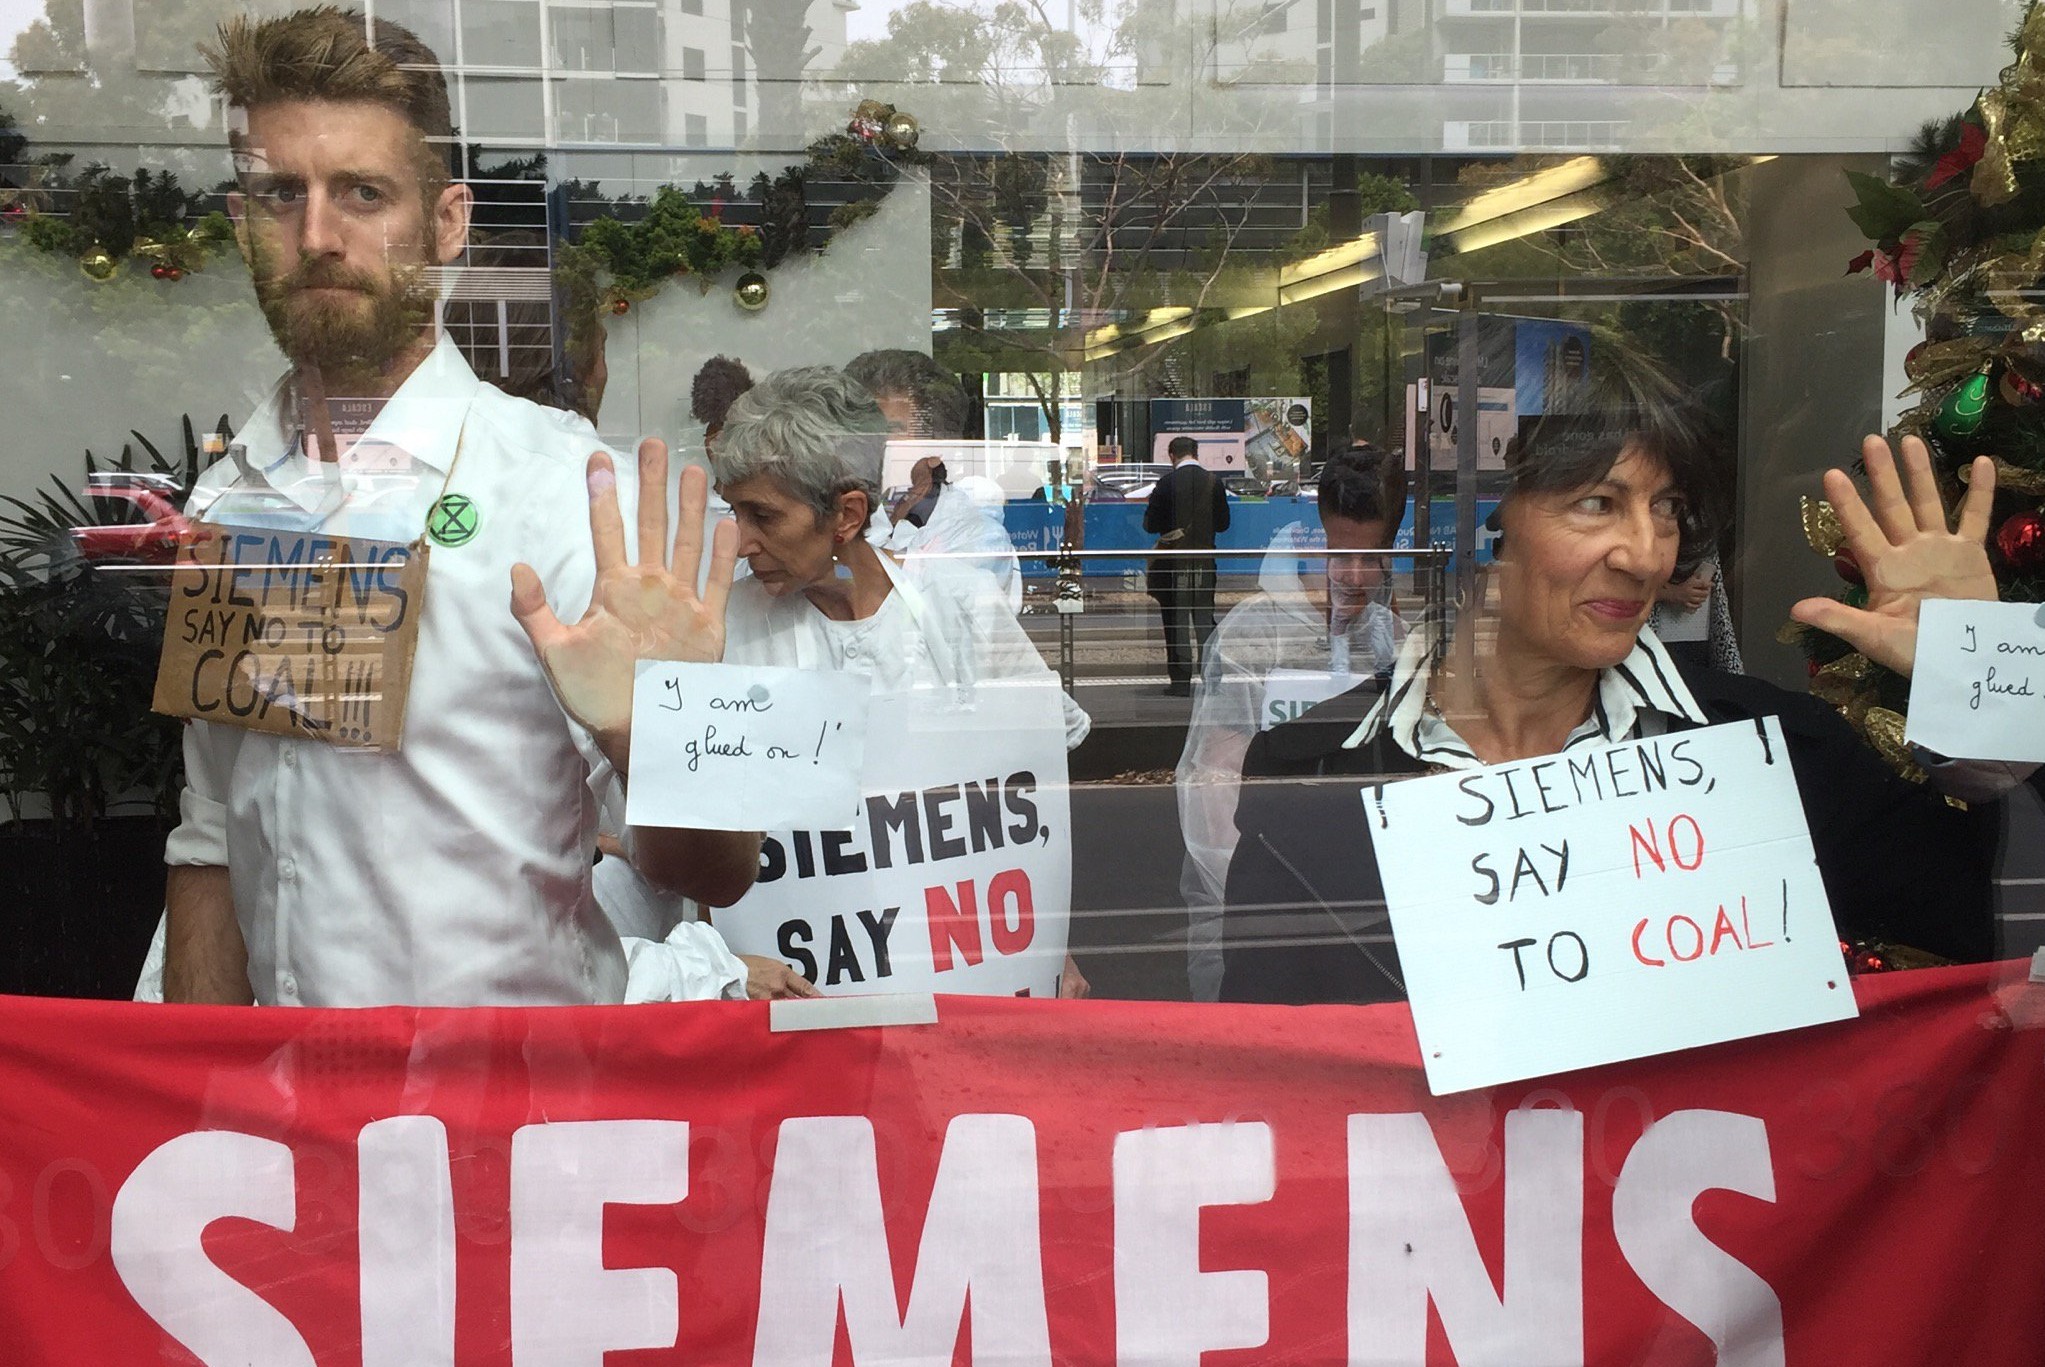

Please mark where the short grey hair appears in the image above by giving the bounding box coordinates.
[843,348,968,439]
[716,366,890,521]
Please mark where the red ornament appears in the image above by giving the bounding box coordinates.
[150,263,168,280]
[1996,509,2045,571]
[610,298,630,315]
[166,266,183,281]
[1832,546,1864,585]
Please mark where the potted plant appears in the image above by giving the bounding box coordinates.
[0,417,225,996]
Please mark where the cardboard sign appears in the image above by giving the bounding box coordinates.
[151,522,424,749]
[713,679,1072,997]
[1260,667,1354,730]
[625,662,872,831]
[1905,599,2045,762]
[1368,718,1855,1094]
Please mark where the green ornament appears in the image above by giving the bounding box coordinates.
[1936,371,1990,437]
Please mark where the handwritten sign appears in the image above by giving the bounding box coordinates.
[1368,718,1855,1095]
[625,662,871,831]
[713,680,1072,997]
[1906,599,2045,762]
[151,522,423,749]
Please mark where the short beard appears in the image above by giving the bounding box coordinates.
[254,255,434,385]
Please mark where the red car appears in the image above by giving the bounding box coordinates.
[69,478,201,563]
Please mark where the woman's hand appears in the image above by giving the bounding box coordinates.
[1658,567,1713,612]
[739,954,821,1000]
[512,440,737,768]
[1790,436,1998,678]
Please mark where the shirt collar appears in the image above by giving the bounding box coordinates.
[232,334,483,491]
[1342,623,1708,769]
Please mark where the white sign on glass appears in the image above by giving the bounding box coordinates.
[625,662,870,831]
[1905,599,2045,762]
[713,680,1073,998]
[1368,717,1856,1095]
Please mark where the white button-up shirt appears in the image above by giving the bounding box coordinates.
[164,337,634,1005]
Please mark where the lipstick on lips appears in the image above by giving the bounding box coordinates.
[1584,597,1646,622]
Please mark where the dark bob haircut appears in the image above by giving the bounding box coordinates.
[1504,378,1727,580]
[1318,443,1409,534]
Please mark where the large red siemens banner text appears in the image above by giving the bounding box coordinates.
[2,963,2042,1365]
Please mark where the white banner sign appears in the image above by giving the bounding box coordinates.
[625,662,870,831]
[713,679,1072,997]
[1906,599,2045,762]
[1368,718,1855,1095]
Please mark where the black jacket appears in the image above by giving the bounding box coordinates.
[1219,661,2001,1004]
[1144,461,1230,550]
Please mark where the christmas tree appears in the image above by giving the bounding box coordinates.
[1797,1,2045,777]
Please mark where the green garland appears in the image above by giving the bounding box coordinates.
[557,101,927,326]
[5,164,233,281]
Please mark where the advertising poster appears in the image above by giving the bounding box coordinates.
[1149,398,1311,480]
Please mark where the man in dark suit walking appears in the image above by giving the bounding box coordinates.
[1144,436,1231,696]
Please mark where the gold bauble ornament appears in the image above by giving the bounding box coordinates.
[733,271,770,312]
[78,247,118,281]
[883,110,921,149]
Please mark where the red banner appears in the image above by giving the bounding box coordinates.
[2,963,2043,1366]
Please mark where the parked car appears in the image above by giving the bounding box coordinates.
[69,474,200,564]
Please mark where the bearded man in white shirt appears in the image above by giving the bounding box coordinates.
[162,8,758,1005]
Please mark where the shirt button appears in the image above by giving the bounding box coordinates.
[280,974,299,1002]
[279,858,297,882]
[845,641,862,659]
[282,747,297,769]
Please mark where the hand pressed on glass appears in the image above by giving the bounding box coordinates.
[512,440,739,767]
[1791,436,1999,677]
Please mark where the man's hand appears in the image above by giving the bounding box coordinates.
[1791,437,1998,678]
[1658,568,1713,612]
[739,954,821,1000]
[511,440,738,769]
[1059,953,1090,999]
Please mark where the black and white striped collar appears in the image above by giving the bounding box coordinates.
[1341,625,1708,769]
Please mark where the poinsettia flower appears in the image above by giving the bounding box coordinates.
[1871,248,1904,284]
[1894,233,1922,281]
[1926,123,1988,190]
[1846,249,1875,274]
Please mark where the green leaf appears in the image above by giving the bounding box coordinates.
[1844,170,1926,241]
[1903,219,1948,286]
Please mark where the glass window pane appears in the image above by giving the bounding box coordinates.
[460,0,541,68]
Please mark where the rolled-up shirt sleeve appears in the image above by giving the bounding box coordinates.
[163,719,236,867]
